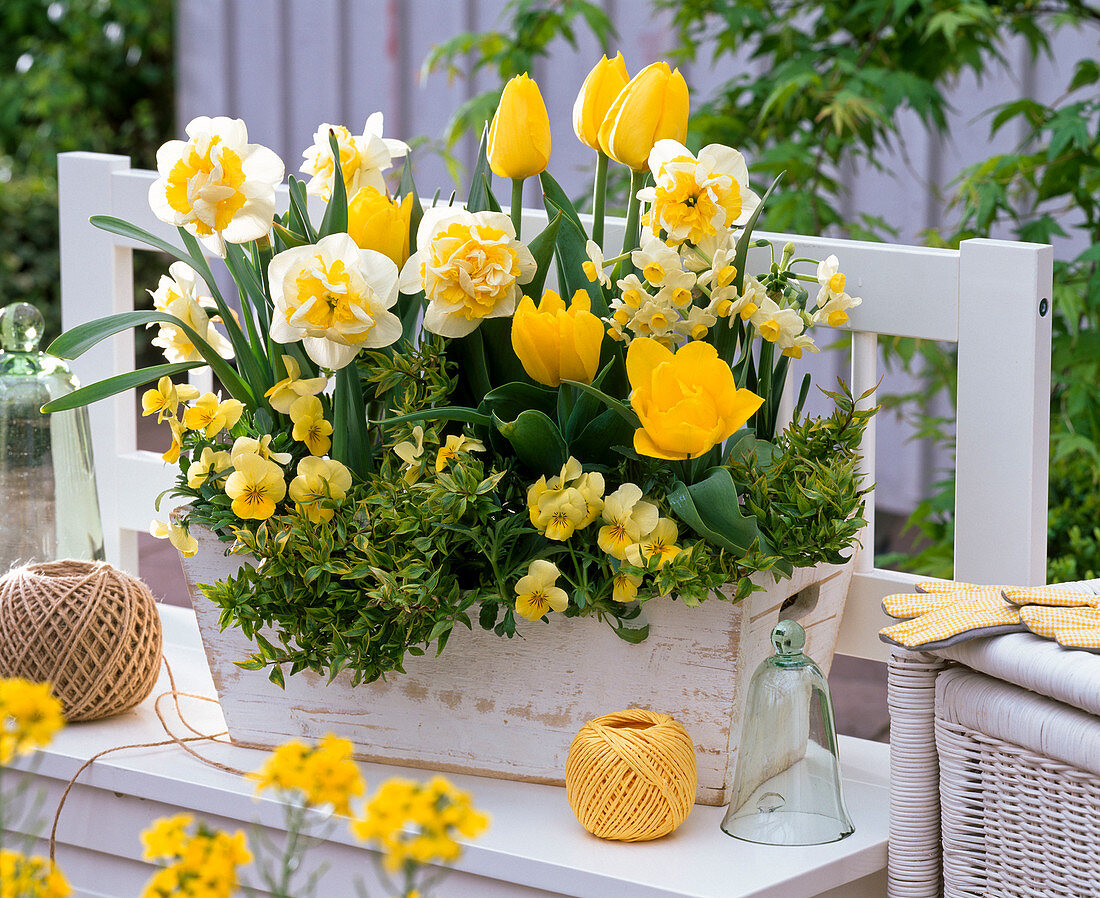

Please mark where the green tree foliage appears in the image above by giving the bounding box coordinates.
[0,0,173,338]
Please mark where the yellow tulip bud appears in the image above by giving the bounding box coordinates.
[626,336,762,460]
[347,186,413,267]
[599,62,689,171]
[511,289,605,387]
[572,53,630,151]
[488,73,552,180]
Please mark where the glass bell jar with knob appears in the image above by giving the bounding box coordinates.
[0,302,104,569]
[721,618,855,846]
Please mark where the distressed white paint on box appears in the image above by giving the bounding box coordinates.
[180,524,855,807]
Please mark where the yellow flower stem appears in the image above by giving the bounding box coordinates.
[592,151,609,250]
[510,178,525,239]
[620,169,647,259]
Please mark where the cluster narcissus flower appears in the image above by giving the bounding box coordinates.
[300,115,408,202]
[0,678,64,764]
[351,775,489,873]
[811,254,863,329]
[251,733,365,816]
[139,815,251,898]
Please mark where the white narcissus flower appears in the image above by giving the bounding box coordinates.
[631,234,683,287]
[583,240,611,288]
[148,262,234,364]
[398,207,537,338]
[268,232,402,370]
[149,116,284,253]
[812,254,862,328]
[300,114,409,201]
[751,297,814,357]
[637,139,761,244]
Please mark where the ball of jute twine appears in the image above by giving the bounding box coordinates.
[565,707,697,841]
[0,560,162,722]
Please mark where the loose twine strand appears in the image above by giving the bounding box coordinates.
[48,653,250,862]
[565,708,697,842]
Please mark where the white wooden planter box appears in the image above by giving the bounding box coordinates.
[181,524,855,807]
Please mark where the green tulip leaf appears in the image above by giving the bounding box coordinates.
[372,406,492,429]
[560,379,639,428]
[397,152,424,254]
[544,197,609,318]
[89,215,194,269]
[538,170,586,233]
[466,125,493,213]
[668,467,762,557]
[41,361,204,413]
[525,211,562,301]
[481,381,557,421]
[481,173,502,213]
[570,407,635,464]
[272,222,309,249]
[492,409,567,473]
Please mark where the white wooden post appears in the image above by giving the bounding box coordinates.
[955,238,1053,585]
[58,152,138,573]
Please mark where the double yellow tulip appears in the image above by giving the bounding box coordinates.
[598,62,689,172]
[511,289,604,387]
[488,73,552,180]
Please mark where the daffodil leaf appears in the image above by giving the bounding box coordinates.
[273,222,309,249]
[525,211,561,301]
[41,361,203,413]
[544,196,609,318]
[466,124,493,213]
[319,130,349,237]
[668,467,762,557]
[481,381,557,420]
[287,176,319,243]
[332,364,372,479]
[491,409,567,473]
[480,173,502,213]
[560,379,639,428]
[89,215,194,268]
[397,152,424,253]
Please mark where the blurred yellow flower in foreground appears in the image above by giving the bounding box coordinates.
[511,289,604,387]
[138,818,250,898]
[0,850,71,898]
[626,336,762,460]
[488,73,552,180]
[0,678,64,765]
[252,733,365,817]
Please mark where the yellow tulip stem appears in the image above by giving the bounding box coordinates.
[620,169,646,258]
[510,178,525,239]
[592,152,609,249]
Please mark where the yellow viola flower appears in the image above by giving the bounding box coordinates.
[231,434,292,467]
[533,486,589,541]
[141,814,194,861]
[161,417,185,464]
[573,53,630,151]
[626,517,682,569]
[511,289,605,387]
[252,734,365,816]
[148,116,283,252]
[393,426,425,484]
[574,471,606,528]
[288,456,352,524]
[598,62,689,172]
[289,395,334,457]
[224,453,286,520]
[488,73,552,180]
[186,446,233,488]
[269,232,402,371]
[0,678,65,764]
[626,336,763,460]
[598,483,659,559]
[141,376,198,422]
[399,207,537,338]
[435,433,486,473]
[0,850,72,898]
[514,559,569,621]
[347,186,413,267]
[612,569,643,604]
[263,354,328,415]
[182,392,244,439]
[300,115,408,202]
[150,519,199,557]
[637,140,760,244]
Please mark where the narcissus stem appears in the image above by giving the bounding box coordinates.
[511,178,525,238]
[592,152,609,249]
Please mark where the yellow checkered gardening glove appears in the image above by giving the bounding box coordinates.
[880,581,1025,650]
[1002,586,1100,609]
[1005,587,1100,651]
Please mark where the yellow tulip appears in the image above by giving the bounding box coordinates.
[599,62,689,171]
[572,53,629,151]
[626,336,763,460]
[488,73,551,179]
[347,186,413,267]
[511,289,604,387]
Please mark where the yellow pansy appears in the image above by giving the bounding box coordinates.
[514,559,569,621]
[626,337,763,460]
[435,433,486,473]
[230,434,292,466]
[488,73,552,180]
[626,517,682,569]
[347,186,413,267]
[0,678,65,764]
[161,418,185,464]
[598,483,659,559]
[289,395,334,457]
[533,487,589,541]
[398,207,537,338]
[574,471,606,528]
[288,457,353,524]
[300,114,408,202]
[148,116,283,252]
[269,232,402,370]
[141,376,199,422]
[612,570,642,604]
[393,426,425,484]
[182,392,244,439]
[598,61,689,171]
[224,453,286,521]
[149,519,199,557]
[263,354,328,415]
[573,53,630,151]
[186,446,232,488]
[511,289,605,387]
